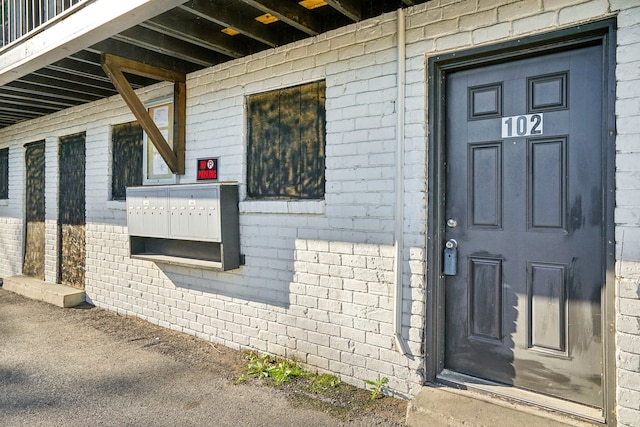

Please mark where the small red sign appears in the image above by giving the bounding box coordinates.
[197,158,218,180]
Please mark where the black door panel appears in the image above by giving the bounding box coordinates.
[444,45,604,408]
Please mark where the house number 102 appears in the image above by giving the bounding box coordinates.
[501,113,543,138]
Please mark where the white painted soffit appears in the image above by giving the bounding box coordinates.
[0,0,188,86]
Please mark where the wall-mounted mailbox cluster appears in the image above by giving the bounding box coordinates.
[126,183,240,271]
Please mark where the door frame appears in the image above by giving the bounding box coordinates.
[425,19,617,422]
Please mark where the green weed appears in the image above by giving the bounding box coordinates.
[365,377,388,400]
[247,353,272,379]
[232,374,247,385]
[240,352,343,392]
[269,360,303,385]
[244,352,303,385]
[314,373,341,389]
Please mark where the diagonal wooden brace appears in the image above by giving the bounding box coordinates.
[101,53,186,175]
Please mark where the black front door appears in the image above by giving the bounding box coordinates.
[444,45,604,408]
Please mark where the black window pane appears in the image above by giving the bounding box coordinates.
[25,142,45,221]
[112,121,143,200]
[59,133,85,226]
[0,148,8,199]
[247,81,326,199]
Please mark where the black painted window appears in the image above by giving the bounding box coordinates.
[0,147,8,199]
[111,121,143,200]
[247,81,326,199]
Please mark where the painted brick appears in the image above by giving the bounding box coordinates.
[328,359,354,377]
[328,265,355,279]
[558,1,610,25]
[472,22,512,44]
[513,12,558,35]
[618,369,640,395]
[620,386,640,413]
[618,279,640,299]
[460,9,498,31]
[618,331,640,354]
[436,31,473,51]
[329,312,355,329]
[618,350,640,371]
[618,298,640,318]
[423,18,459,38]
[364,357,395,377]
[316,321,340,338]
[498,1,543,21]
[306,354,329,370]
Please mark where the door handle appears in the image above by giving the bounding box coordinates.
[443,239,458,275]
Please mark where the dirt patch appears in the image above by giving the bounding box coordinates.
[281,379,408,425]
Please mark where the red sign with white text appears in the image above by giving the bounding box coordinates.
[197,158,218,181]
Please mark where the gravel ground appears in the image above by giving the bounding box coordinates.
[0,288,407,427]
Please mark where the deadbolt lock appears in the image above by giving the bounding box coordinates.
[443,239,458,276]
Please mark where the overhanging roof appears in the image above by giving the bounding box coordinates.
[0,0,427,130]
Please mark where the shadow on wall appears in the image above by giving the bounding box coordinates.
[159,237,397,315]
[161,245,296,309]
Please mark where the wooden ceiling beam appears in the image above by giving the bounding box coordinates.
[114,27,224,67]
[7,80,103,103]
[0,105,47,117]
[38,67,117,91]
[17,74,116,98]
[0,118,21,126]
[0,113,30,124]
[241,0,322,36]
[0,87,77,109]
[90,39,202,75]
[180,0,280,48]
[143,10,252,59]
[45,57,113,83]
[324,0,361,22]
[0,97,61,113]
[63,51,157,88]
[101,54,186,175]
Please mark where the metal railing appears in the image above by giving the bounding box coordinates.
[1,0,86,48]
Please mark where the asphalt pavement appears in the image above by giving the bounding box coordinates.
[0,288,404,427]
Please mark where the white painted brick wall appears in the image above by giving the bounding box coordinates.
[613,2,640,424]
[0,217,21,277]
[617,262,640,426]
[0,142,24,278]
[0,0,638,423]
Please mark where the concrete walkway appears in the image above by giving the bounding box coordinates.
[406,385,602,427]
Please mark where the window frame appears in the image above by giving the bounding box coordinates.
[143,97,176,185]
